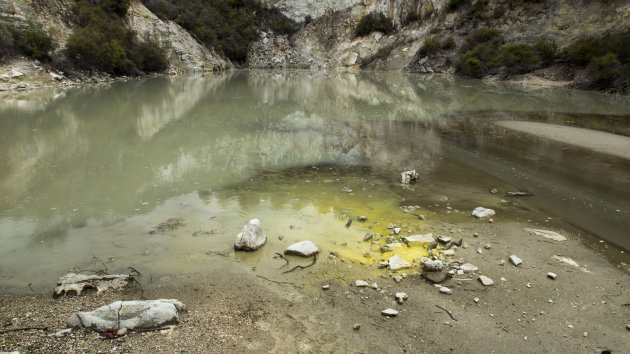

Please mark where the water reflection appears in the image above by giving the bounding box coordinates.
[1,71,629,289]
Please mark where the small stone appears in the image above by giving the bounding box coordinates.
[380,246,391,253]
[395,292,408,304]
[234,219,267,251]
[353,324,361,330]
[378,261,389,269]
[355,280,369,287]
[393,228,401,235]
[626,324,630,330]
[474,297,480,303]
[472,207,495,218]
[370,283,378,289]
[381,308,399,317]
[322,284,330,290]
[403,233,434,247]
[400,170,419,184]
[437,236,451,244]
[488,218,494,223]
[357,216,367,222]
[117,328,127,336]
[393,275,403,283]
[422,260,444,272]
[439,286,452,295]
[547,272,557,279]
[478,275,494,286]
[285,241,319,257]
[473,232,479,237]
[525,228,567,241]
[548,299,553,303]
[388,255,412,271]
[526,283,532,288]
[418,215,426,220]
[583,332,588,337]
[490,188,498,194]
[509,255,523,266]
[483,243,492,249]
[477,248,483,254]
[459,263,479,273]
[363,232,373,241]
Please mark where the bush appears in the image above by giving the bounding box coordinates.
[403,11,421,26]
[355,12,394,37]
[419,38,440,56]
[66,0,167,75]
[441,36,456,50]
[534,37,557,63]
[563,36,600,65]
[591,53,621,84]
[2,23,55,60]
[446,0,465,12]
[501,44,539,69]
[462,28,501,52]
[101,0,131,17]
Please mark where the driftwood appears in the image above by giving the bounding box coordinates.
[435,305,457,321]
[283,254,317,273]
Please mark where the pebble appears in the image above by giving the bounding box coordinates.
[357,216,367,222]
[395,292,408,304]
[117,328,127,336]
[474,297,480,303]
[355,280,369,287]
[393,228,401,235]
[437,235,451,244]
[381,308,399,317]
[509,255,523,266]
[547,272,557,279]
[478,275,494,286]
[483,243,492,249]
[418,215,426,220]
[477,248,483,254]
[526,283,532,288]
[439,286,452,295]
[473,232,479,237]
[393,275,403,283]
[583,332,588,337]
[363,232,373,241]
[353,324,361,330]
[459,263,479,273]
[548,299,553,303]
[322,284,330,290]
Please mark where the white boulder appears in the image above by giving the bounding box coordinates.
[472,207,495,218]
[234,219,267,251]
[284,240,319,257]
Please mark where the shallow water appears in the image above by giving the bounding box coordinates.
[1,71,629,291]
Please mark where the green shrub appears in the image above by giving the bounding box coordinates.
[4,23,55,60]
[501,44,539,69]
[101,0,131,17]
[591,52,621,84]
[564,36,600,65]
[469,0,487,20]
[446,0,465,12]
[462,28,501,52]
[355,12,394,37]
[441,36,456,50]
[403,11,421,26]
[459,56,483,77]
[534,37,557,63]
[419,38,440,56]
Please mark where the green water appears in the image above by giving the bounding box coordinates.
[1,71,629,290]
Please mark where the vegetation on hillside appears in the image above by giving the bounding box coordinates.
[141,0,297,63]
[65,0,168,75]
[0,23,55,61]
[355,12,394,37]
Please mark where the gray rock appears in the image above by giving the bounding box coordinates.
[388,255,412,271]
[49,328,72,337]
[54,273,132,297]
[418,56,429,66]
[393,275,403,282]
[234,219,267,251]
[393,228,401,235]
[117,328,128,336]
[355,280,369,287]
[400,170,419,184]
[67,299,186,331]
[284,240,319,257]
[547,272,557,280]
[363,232,373,241]
[357,216,368,222]
[381,308,399,317]
[505,192,532,197]
[472,207,495,218]
[353,323,360,330]
[525,228,567,241]
[509,255,523,266]
[422,260,444,272]
[436,236,451,244]
[459,263,479,273]
[395,292,408,304]
[439,286,452,295]
[478,275,494,286]
[403,233,434,247]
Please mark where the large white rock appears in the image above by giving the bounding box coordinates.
[234,219,267,251]
[388,255,412,271]
[471,207,496,218]
[403,233,434,247]
[67,299,186,331]
[54,273,132,297]
[400,170,419,184]
[284,240,319,257]
[525,228,567,241]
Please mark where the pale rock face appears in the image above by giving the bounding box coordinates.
[67,299,186,331]
[234,219,267,251]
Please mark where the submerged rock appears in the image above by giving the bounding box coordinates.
[54,273,132,297]
[67,299,186,331]
[525,228,567,241]
[284,240,319,257]
[472,207,496,218]
[400,170,419,184]
[234,219,267,251]
[388,255,412,271]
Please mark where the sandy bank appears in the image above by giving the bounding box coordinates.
[496,120,630,160]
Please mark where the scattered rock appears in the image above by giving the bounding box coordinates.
[353,323,361,330]
[380,245,392,253]
[547,272,557,280]
[400,170,419,184]
[395,292,408,304]
[439,286,452,295]
[505,192,532,197]
[418,215,426,220]
[381,308,399,317]
[477,248,483,254]
[67,299,186,331]
[50,72,64,81]
[322,284,330,290]
[393,275,403,282]
[472,207,495,218]
[437,236,451,244]
[509,255,523,266]
[552,255,579,267]
[49,328,72,337]
[478,275,494,286]
[483,243,492,249]
[474,297,480,303]
[363,232,373,241]
[54,273,132,297]
[10,69,24,78]
[341,187,353,193]
[357,216,367,222]
[378,261,389,269]
[403,233,434,247]
[284,240,319,257]
[234,219,267,251]
[422,260,444,272]
[15,82,27,89]
[388,255,412,271]
[117,328,128,336]
[355,280,369,287]
[150,218,185,234]
[393,228,401,235]
[525,228,567,241]
[490,188,498,194]
[459,263,479,273]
